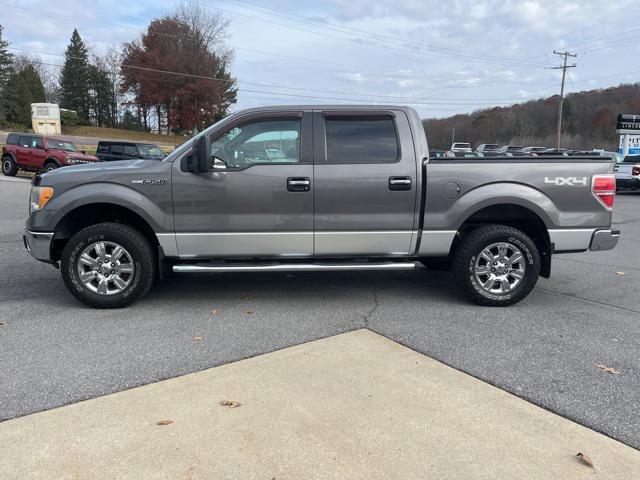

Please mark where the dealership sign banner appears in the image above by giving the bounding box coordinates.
[616,114,640,134]
[618,134,640,155]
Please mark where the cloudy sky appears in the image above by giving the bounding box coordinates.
[2,0,639,118]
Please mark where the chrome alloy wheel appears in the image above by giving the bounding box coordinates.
[2,159,12,174]
[473,242,526,295]
[77,241,135,295]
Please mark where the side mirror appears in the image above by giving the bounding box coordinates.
[180,135,211,173]
[194,134,210,172]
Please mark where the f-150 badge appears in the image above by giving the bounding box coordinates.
[544,176,587,186]
[131,179,168,185]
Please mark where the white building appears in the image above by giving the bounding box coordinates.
[31,103,61,135]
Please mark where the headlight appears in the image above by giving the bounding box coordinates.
[30,186,54,213]
[65,157,86,164]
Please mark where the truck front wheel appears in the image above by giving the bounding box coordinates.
[60,222,155,308]
[452,225,540,307]
[2,156,18,176]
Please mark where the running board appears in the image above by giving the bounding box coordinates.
[173,262,417,273]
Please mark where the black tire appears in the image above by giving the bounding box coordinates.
[60,222,155,308]
[452,225,540,307]
[44,161,59,172]
[2,156,18,176]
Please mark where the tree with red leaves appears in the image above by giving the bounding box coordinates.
[121,1,236,134]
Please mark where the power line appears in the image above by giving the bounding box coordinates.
[0,2,555,92]
[212,0,549,68]
[17,56,528,107]
[9,46,532,104]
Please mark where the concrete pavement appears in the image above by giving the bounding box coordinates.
[1,330,638,479]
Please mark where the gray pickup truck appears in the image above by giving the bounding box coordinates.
[23,105,620,308]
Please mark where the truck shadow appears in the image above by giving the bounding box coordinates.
[151,267,467,307]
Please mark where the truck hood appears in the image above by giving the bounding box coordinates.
[65,151,99,162]
[37,159,171,188]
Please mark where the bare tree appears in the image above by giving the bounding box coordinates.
[94,46,124,127]
[174,0,233,64]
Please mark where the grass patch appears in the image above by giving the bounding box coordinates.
[62,126,187,146]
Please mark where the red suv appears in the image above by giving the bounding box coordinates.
[2,133,99,176]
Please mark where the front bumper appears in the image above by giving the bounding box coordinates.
[589,229,620,252]
[23,229,54,262]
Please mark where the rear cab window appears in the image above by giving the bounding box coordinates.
[324,115,400,164]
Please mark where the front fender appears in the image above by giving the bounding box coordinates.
[28,182,170,233]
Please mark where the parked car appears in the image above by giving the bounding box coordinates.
[454,151,484,158]
[95,141,166,162]
[537,149,569,157]
[476,143,500,154]
[592,150,624,163]
[614,155,640,191]
[2,133,99,176]
[522,146,547,154]
[23,105,619,308]
[450,142,472,153]
[499,145,525,155]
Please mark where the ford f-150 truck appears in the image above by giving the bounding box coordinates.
[23,105,620,308]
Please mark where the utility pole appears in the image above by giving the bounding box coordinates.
[551,50,577,150]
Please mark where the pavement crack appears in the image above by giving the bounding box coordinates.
[363,289,380,328]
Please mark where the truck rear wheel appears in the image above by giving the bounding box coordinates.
[2,156,18,176]
[60,222,155,308]
[452,225,540,307]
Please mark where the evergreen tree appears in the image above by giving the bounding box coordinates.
[88,64,115,127]
[2,64,45,126]
[121,110,144,131]
[59,29,91,123]
[0,25,15,121]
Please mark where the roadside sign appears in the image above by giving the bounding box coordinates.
[616,114,640,134]
[618,134,640,155]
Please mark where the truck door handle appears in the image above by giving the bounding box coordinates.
[287,177,310,192]
[389,176,412,191]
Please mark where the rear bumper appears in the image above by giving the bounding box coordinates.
[589,229,620,252]
[23,229,53,262]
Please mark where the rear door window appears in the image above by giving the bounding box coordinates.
[324,116,400,164]
[110,145,124,155]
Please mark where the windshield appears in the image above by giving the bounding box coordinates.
[46,139,78,152]
[138,145,165,157]
[623,155,640,163]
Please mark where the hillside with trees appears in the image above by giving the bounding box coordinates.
[423,83,640,151]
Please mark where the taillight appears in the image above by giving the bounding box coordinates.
[592,174,616,209]
[632,165,640,176]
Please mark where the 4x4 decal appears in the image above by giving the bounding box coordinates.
[544,176,587,186]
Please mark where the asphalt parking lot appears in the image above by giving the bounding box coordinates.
[0,176,638,449]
